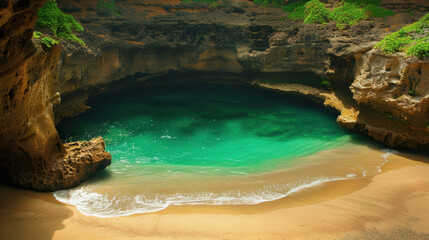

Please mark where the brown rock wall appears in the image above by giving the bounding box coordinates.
[0,0,111,191]
[352,50,429,128]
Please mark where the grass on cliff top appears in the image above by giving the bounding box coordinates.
[32,31,43,39]
[41,37,60,48]
[36,0,85,45]
[376,13,429,58]
[288,0,330,24]
[254,0,394,28]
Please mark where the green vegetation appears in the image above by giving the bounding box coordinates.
[286,0,330,23]
[303,0,330,24]
[407,41,429,58]
[36,0,85,45]
[364,3,394,18]
[321,80,332,90]
[329,2,366,26]
[41,37,59,48]
[32,31,43,39]
[375,14,429,58]
[254,0,286,8]
[254,0,393,28]
[97,0,120,16]
[282,0,309,13]
[287,4,306,21]
[408,89,420,96]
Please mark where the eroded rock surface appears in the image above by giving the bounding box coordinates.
[0,0,111,191]
[350,50,429,148]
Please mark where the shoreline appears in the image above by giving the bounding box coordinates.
[52,143,393,218]
[0,149,428,239]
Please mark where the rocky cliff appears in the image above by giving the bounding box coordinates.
[0,0,111,191]
[52,0,428,149]
[0,0,428,191]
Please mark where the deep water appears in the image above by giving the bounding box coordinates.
[55,84,389,217]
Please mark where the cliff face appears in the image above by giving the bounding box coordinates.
[350,50,429,146]
[53,0,428,149]
[0,0,111,191]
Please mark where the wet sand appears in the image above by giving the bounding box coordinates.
[0,149,428,240]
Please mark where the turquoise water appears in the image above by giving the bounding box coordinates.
[55,84,388,217]
[58,84,351,175]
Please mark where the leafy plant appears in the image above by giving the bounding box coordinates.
[329,2,366,26]
[321,80,332,89]
[36,0,85,45]
[288,4,306,21]
[345,0,381,7]
[329,1,393,28]
[41,37,59,48]
[303,0,330,24]
[32,31,43,39]
[408,89,420,96]
[376,13,429,58]
[256,0,394,28]
[406,41,429,58]
[364,4,394,18]
[286,0,329,23]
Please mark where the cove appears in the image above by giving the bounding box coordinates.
[55,83,389,217]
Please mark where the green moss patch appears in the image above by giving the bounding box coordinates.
[376,14,429,58]
[41,37,59,48]
[254,0,394,28]
[32,31,43,39]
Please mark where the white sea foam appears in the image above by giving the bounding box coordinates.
[54,149,397,218]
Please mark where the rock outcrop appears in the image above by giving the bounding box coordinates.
[350,50,429,148]
[0,0,111,191]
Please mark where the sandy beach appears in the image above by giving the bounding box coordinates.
[0,149,428,240]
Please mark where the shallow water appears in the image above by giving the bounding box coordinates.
[55,84,390,217]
